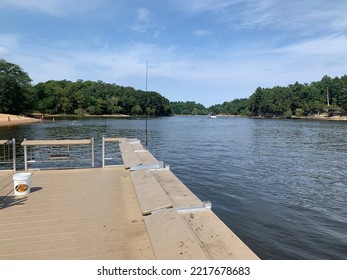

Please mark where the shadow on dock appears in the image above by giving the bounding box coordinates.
[0,196,28,210]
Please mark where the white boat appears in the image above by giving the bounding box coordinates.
[208,113,217,118]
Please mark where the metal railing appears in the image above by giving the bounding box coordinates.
[0,139,16,171]
[101,137,124,167]
[21,138,94,171]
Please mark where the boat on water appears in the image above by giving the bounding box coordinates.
[208,113,217,118]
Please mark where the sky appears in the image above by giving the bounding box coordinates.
[0,0,347,106]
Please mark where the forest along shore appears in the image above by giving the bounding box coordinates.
[0,113,40,127]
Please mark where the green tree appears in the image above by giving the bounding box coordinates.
[0,59,33,114]
[131,104,143,115]
[170,101,207,115]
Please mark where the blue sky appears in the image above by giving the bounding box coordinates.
[1,0,346,106]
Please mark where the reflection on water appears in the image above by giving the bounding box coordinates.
[1,116,347,259]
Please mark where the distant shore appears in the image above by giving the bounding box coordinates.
[292,114,347,121]
[2,112,347,127]
[32,113,131,118]
[0,113,40,127]
[217,113,347,122]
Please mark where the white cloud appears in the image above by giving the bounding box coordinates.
[194,29,212,36]
[1,0,347,106]
[3,31,346,106]
[130,7,165,38]
[273,33,347,56]
[137,8,150,21]
[131,8,152,33]
[0,34,20,55]
[175,0,242,14]
[175,0,347,33]
[0,0,99,16]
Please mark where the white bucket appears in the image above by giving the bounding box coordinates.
[13,172,32,196]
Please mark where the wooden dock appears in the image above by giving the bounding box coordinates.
[0,138,259,260]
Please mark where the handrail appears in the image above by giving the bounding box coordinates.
[0,138,16,171]
[21,138,94,171]
[102,137,125,167]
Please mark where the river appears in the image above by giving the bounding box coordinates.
[1,116,347,259]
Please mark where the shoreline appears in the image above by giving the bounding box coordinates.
[31,113,131,118]
[2,112,347,127]
[0,113,40,127]
[216,114,347,122]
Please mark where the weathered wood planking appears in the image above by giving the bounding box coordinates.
[136,150,159,166]
[181,210,260,260]
[103,137,126,143]
[119,139,158,169]
[0,172,13,198]
[21,139,92,146]
[130,169,173,215]
[121,151,143,169]
[0,167,154,260]
[0,140,11,145]
[144,209,209,259]
[151,169,203,208]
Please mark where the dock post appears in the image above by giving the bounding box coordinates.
[91,137,95,168]
[12,138,16,172]
[102,136,105,168]
[23,138,28,171]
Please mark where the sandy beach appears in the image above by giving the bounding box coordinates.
[0,113,40,127]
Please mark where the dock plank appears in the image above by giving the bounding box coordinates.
[0,167,154,260]
[144,209,209,259]
[1,138,260,260]
[21,139,92,146]
[130,169,173,215]
[0,172,13,198]
[151,169,203,208]
[121,151,143,169]
[119,141,133,153]
[136,151,159,166]
[0,140,11,145]
[181,210,260,260]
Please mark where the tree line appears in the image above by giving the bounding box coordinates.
[210,75,347,117]
[0,59,172,116]
[173,75,347,118]
[1,59,347,118]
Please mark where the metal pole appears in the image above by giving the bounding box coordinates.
[145,60,148,147]
[12,138,16,172]
[91,137,95,168]
[23,139,28,171]
[102,136,105,168]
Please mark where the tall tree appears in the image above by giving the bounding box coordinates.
[0,59,33,114]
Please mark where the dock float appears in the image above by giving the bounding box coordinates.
[0,138,259,260]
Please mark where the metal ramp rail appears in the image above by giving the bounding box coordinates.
[21,139,94,171]
[0,139,16,171]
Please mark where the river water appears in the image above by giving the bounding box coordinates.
[1,116,347,259]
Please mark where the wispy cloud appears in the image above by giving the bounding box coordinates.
[0,0,99,16]
[0,33,19,55]
[175,0,242,14]
[131,8,152,33]
[273,33,347,56]
[176,0,347,33]
[1,1,346,106]
[194,29,213,36]
[130,7,164,38]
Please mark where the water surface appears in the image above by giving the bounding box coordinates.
[1,116,346,259]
